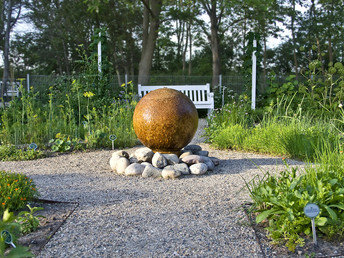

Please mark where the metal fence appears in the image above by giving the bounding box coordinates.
[1,74,269,108]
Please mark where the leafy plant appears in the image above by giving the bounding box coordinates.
[0,171,39,215]
[245,163,344,252]
[0,209,33,257]
[49,133,82,152]
[0,145,44,161]
[16,205,44,234]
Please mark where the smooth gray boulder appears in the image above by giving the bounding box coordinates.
[173,163,190,175]
[115,157,130,174]
[125,163,145,176]
[162,166,181,179]
[209,157,220,166]
[183,144,202,153]
[109,156,117,171]
[141,162,153,167]
[190,163,208,175]
[142,166,162,178]
[163,154,179,165]
[181,155,204,165]
[152,152,168,168]
[195,150,209,157]
[135,147,154,162]
[113,150,129,159]
[179,151,193,159]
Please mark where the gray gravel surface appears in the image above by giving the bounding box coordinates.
[0,119,304,257]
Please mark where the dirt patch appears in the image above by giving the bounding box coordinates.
[243,203,344,257]
[17,200,78,256]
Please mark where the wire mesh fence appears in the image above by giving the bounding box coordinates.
[2,74,271,108]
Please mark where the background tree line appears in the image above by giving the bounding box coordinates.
[1,0,344,93]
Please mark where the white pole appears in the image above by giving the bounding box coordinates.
[219,74,223,107]
[251,39,257,110]
[125,74,128,88]
[26,74,30,93]
[98,32,102,73]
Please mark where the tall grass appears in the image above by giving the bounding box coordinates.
[206,96,341,161]
[0,83,137,150]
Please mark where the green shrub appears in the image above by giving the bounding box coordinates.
[17,205,44,234]
[0,171,39,215]
[49,133,84,152]
[245,162,344,252]
[207,109,340,161]
[242,121,286,155]
[0,145,44,161]
[211,124,248,149]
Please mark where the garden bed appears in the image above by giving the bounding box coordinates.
[243,203,344,257]
[16,200,78,256]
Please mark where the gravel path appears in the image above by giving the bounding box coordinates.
[0,119,304,257]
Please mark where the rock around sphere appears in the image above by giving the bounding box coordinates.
[133,88,198,154]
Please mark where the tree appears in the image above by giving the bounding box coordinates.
[198,0,224,86]
[138,0,163,84]
[1,0,23,101]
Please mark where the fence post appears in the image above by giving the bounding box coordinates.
[26,74,30,93]
[251,39,257,110]
[125,74,128,88]
[98,32,102,74]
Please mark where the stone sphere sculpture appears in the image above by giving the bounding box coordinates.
[133,88,198,154]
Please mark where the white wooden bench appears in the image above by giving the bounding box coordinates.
[138,84,214,113]
[4,89,19,97]
[1,81,20,97]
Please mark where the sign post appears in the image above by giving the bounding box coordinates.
[109,135,117,150]
[1,230,16,248]
[304,203,320,245]
[29,143,38,151]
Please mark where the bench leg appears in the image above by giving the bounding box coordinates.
[207,109,213,117]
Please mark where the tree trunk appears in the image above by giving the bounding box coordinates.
[2,0,12,101]
[0,2,5,44]
[328,37,333,64]
[138,0,162,85]
[291,0,299,79]
[201,0,221,87]
[113,52,122,88]
[316,37,325,75]
[188,22,192,76]
[182,23,189,74]
[210,16,220,87]
[263,35,267,89]
[62,40,70,75]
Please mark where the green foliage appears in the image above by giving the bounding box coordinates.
[265,73,298,103]
[49,133,83,153]
[0,54,138,157]
[0,145,44,161]
[262,60,344,118]
[207,71,344,251]
[205,95,254,142]
[245,162,344,252]
[0,210,34,257]
[207,104,339,161]
[16,205,44,235]
[0,171,39,215]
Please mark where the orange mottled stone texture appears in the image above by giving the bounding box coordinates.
[133,88,198,154]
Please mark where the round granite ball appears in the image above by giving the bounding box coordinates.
[133,88,198,154]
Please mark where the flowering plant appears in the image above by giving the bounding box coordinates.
[0,171,39,215]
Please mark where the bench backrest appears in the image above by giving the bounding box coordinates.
[138,84,214,110]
